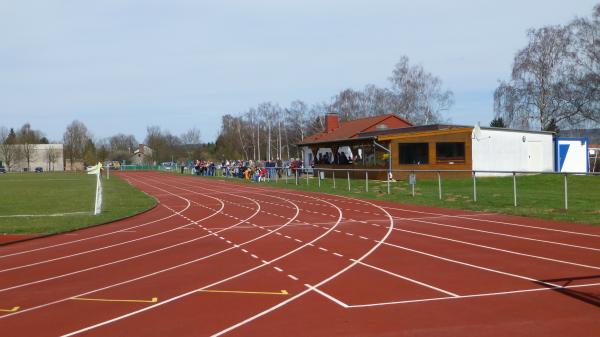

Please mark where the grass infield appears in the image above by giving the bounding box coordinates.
[189,171,600,226]
[0,172,156,234]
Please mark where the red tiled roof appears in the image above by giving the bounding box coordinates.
[298,114,412,145]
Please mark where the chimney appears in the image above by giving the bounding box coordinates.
[139,144,144,154]
[325,113,340,133]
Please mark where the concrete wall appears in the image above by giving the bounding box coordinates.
[472,128,554,174]
[11,144,65,172]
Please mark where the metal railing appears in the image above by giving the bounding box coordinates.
[125,164,599,211]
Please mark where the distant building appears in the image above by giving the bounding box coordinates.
[299,113,557,178]
[130,144,153,165]
[3,144,65,172]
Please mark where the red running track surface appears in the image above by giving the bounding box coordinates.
[0,171,599,337]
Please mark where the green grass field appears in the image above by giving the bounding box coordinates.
[0,172,156,234]
[192,171,600,226]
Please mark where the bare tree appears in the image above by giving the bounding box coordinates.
[17,123,42,171]
[144,126,164,164]
[329,88,366,121]
[95,139,111,163]
[565,4,600,125]
[494,26,574,130]
[389,56,454,125]
[180,127,201,161]
[63,120,90,170]
[0,127,19,171]
[109,134,138,153]
[47,146,60,171]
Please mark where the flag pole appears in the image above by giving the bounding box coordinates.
[87,162,103,215]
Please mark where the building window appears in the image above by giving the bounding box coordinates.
[399,143,429,164]
[436,142,465,164]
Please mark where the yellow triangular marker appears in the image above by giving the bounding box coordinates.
[0,306,19,313]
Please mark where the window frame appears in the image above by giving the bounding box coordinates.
[398,142,429,165]
[435,142,466,164]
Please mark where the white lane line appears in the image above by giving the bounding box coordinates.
[294,239,302,243]
[287,274,299,281]
[250,254,259,259]
[352,259,458,297]
[392,227,600,270]
[318,247,328,252]
[381,241,563,287]
[0,196,205,274]
[304,284,349,308]
[359,236,368,240]
[346,282,600,308]
[403,217,600,252]
[333,253,343,257]
[58,186,341,337]
[273,267,283,272]
[241,249,248,253]
[210,190,395,337]
[0,199,196,261]
[384,205,600,238]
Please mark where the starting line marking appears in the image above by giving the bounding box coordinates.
[198,289,289,296]
[70,297,158,304]
[0,306,19,313]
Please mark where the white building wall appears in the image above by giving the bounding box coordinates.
[11,144,64,172]
[472,128,553,174]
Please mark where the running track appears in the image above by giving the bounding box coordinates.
[1,171,599,337]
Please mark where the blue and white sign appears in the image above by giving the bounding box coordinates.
[555,138,589,173]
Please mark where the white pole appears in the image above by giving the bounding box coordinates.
[94,171,102,215]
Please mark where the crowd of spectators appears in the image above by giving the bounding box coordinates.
[314,151,361,165]
[189,158,304,182]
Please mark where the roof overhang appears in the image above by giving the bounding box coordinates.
[378,127,474,141]
[297,136,377,147]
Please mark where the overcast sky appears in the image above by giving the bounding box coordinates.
[1,0,597,143]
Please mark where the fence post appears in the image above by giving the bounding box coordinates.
[564,173,568,210]
[306,168,309,185]
[333,171,336,189]
[513,172,517,207]
[285,169,288,184]
[365,171,369,192]
[472,171,477,202]
[387,171,391,194]
[437,171,442,200]
[295,170,298,186]
[318,169,321,188]
[347,171,351,191]
[411,171,415,197]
